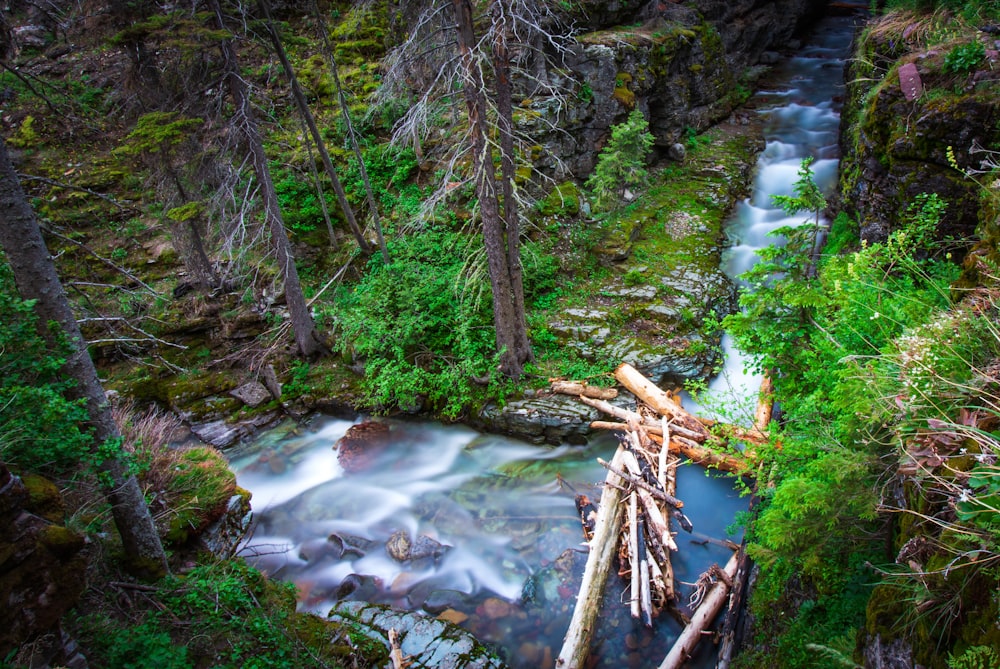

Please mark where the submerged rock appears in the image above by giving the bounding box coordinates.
[335,421,392,473]
[329,601,507,669]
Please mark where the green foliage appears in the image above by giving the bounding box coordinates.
[344,143,420,224]
[7,116,37,149]
[586,109,654,211]
[329,229,532,416]
[114,111,203,160]
[822,211,859,259]
[772,157,827,223]
[943,40,985,75]
[272,166,330,235]
[74,559,345,669]
[729,185,962,650]
[948,646,1000,669]
[0,260,92,473]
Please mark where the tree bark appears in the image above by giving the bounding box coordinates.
[452,0,530,378]
[0,138,168,578]
[309,0,389,263]
[556,443,628,669]
[258,0,371,256]
[491,0,530,363]
[212,0,326,358]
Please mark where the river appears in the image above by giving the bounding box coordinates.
[229,13,856,669]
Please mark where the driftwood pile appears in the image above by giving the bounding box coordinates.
[554,363,772,669]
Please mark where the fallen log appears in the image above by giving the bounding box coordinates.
[752,374,774,435]
[647,432,750,475]
[621,449,678,552]
[658,552,740,669]
[551,380,619,400]
[637,516,653,628]
[581,396,707,442]
[614,363,712,439]
[589,422,752,474]
[597,457,685,509]
[629,491,640,621]
[716,542,752,669]
[556,444,628,669]
[659,422,677,604]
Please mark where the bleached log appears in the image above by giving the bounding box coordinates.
[647,432,749,474]
[551,380,619,400]
[556,444,628,669]
[621,449,677,552]
[660,423,677,604]
[580,397,708,442]
[637,517,653,628]
[629,491,640,621]
[389,628,406,669]
[658,552,740,669]
[614,364,712,439]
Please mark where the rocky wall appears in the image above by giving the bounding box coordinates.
[519,0,828,177]
[838,20,1000,246]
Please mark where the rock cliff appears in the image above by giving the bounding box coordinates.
[514,0,829,177]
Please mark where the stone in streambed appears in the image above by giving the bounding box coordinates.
[335,421,392,473]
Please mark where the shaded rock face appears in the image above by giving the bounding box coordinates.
[839,25,1000,246]
[515,0,826,177]
[860,633,914,669]
[0,465,88,663]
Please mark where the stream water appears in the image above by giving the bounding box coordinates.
[229,14,856,669]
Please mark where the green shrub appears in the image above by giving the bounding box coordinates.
[0,260,92,473]
[943,40,985,74]
[330,229,504,416]
[586,109,654,211]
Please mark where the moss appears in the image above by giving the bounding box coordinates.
[538,182,581,217]
[159,447,238,546]
[40,524,87,557]
[21,473,66,523]
[613,71,635,109]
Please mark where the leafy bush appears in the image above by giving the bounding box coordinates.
[943,40,985,74]
[73,560,350,669]
[0,260,92,473]
[586,109,654,211]
[272,166,331,235]
[330,229,504,416]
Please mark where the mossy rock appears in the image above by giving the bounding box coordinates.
[538,182,582,217]
[20,473,66,523]
[157,446,238,545]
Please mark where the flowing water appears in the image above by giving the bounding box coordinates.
[229,14,856,669]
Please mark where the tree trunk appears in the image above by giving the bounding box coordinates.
[258,0,371,256]
[212,0,326,358]
[491,0,531,365]
[309,0,389,263]
[452,0,528,378]
[0,138,168,579]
